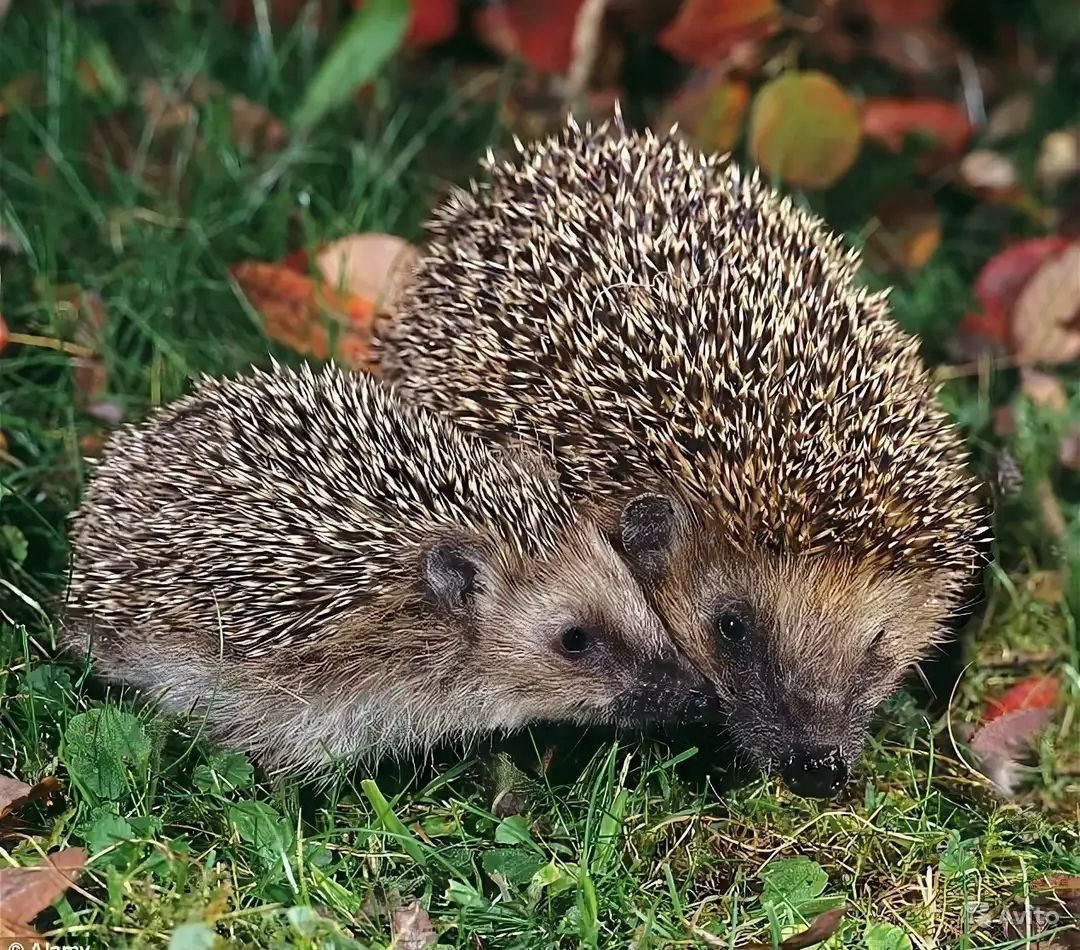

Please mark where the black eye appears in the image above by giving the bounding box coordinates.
[871,629,886,649]
[716,613,748,643]
[559,627,593,657]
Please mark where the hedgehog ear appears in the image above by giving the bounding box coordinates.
[424,538,487,614]
[617,492,677,577]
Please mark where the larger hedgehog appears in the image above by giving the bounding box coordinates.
[63,362,716,774]
[381,114,985,797]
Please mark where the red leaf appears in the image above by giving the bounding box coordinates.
[862,98,973,154]
[406,0,458,47]
[958,238,1072,349]
[0,313,8,354]
[658,0,779,67]
[984,674,1061,725]
[475,0,587,75]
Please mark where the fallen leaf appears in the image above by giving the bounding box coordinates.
[230,261,377,370]
[1012,242,1080,365]
[1019,368,1068,411]
[0,775,63,824]
[391,899,436,949]
[1036,129,1080,191]
[749,72,862,189]
[970,707,1054,797]
[0,847,87,940]
[865,190,941,272]
[314,234,418,317]
[986,93,1035,142]
[959,149,1019,193]
[658,0,778,67]
[1026,570,1066,605]
[0,72,43,118]
[0,313,8,354]
[984,675,1061,724]
[862,98,972,155]
[662,73,749,154]
[479,0,587,75]
[747,905,848,949]
[957,237,1072,349]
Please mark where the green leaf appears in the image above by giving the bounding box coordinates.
[482,847,547,885]
[193,751,254,794]
[1,525,28,565]
[361,778,427,867]
[23,663,73,699]
[445,879,489,910]
[494,815,540,851]
[866,922,914,950]
[528,861,575,904]
[227,799,295,871]
[761,857,829,912]
[61,707,151,800]
[291,0,409,130]
[940,833,980,879]
[85,807,135,855]
[168,922,218,950]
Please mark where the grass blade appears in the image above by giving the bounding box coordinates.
[292,0,410,131]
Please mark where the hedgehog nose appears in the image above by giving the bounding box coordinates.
[779,746,847,798]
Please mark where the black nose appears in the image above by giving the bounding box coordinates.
[779,746,848,798]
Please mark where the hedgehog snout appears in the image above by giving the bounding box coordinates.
[779,746,848,799]
[611,652,721,724]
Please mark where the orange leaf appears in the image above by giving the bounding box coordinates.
[984,674,1061,724]
[662,74,750,154]
[658,0,778,67]
[862,98,972,154]
[0,847,86,940]
[749,72,861,190]
[231,261,377,369]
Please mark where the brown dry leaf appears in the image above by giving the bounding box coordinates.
[661,72,749,154]
[746,906,848,949]
[1037,129,1080,191]
[748,72,861,190]
[1019,368,1068,411]
[390,899,436,949]
[231,261,378,371]
[314,234,419,318]
[960,149,1019,193]
[866,190,941,272]
[1012,242,1080,365]
[986,93,1035,142]
[970,707,1054,797]
[0,847,87,940]
[1027,570,1066,605]
[0,73,43,118]
[0,775,63,825]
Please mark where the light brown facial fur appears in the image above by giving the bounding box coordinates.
[618,495,965,796]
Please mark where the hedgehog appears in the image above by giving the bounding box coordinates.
[379,113,986,798]
[61,362,718,775]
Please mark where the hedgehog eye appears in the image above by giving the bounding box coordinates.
[716,613,748,643]
[558,626,593,657]
[870,629,886,649]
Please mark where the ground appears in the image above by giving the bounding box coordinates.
[0,5,1078,949]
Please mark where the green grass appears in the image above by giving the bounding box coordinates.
[1,5,1078,948]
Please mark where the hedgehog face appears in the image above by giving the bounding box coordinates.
[423,527,719,731]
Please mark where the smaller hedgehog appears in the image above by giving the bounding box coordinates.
[62,363,715,775]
